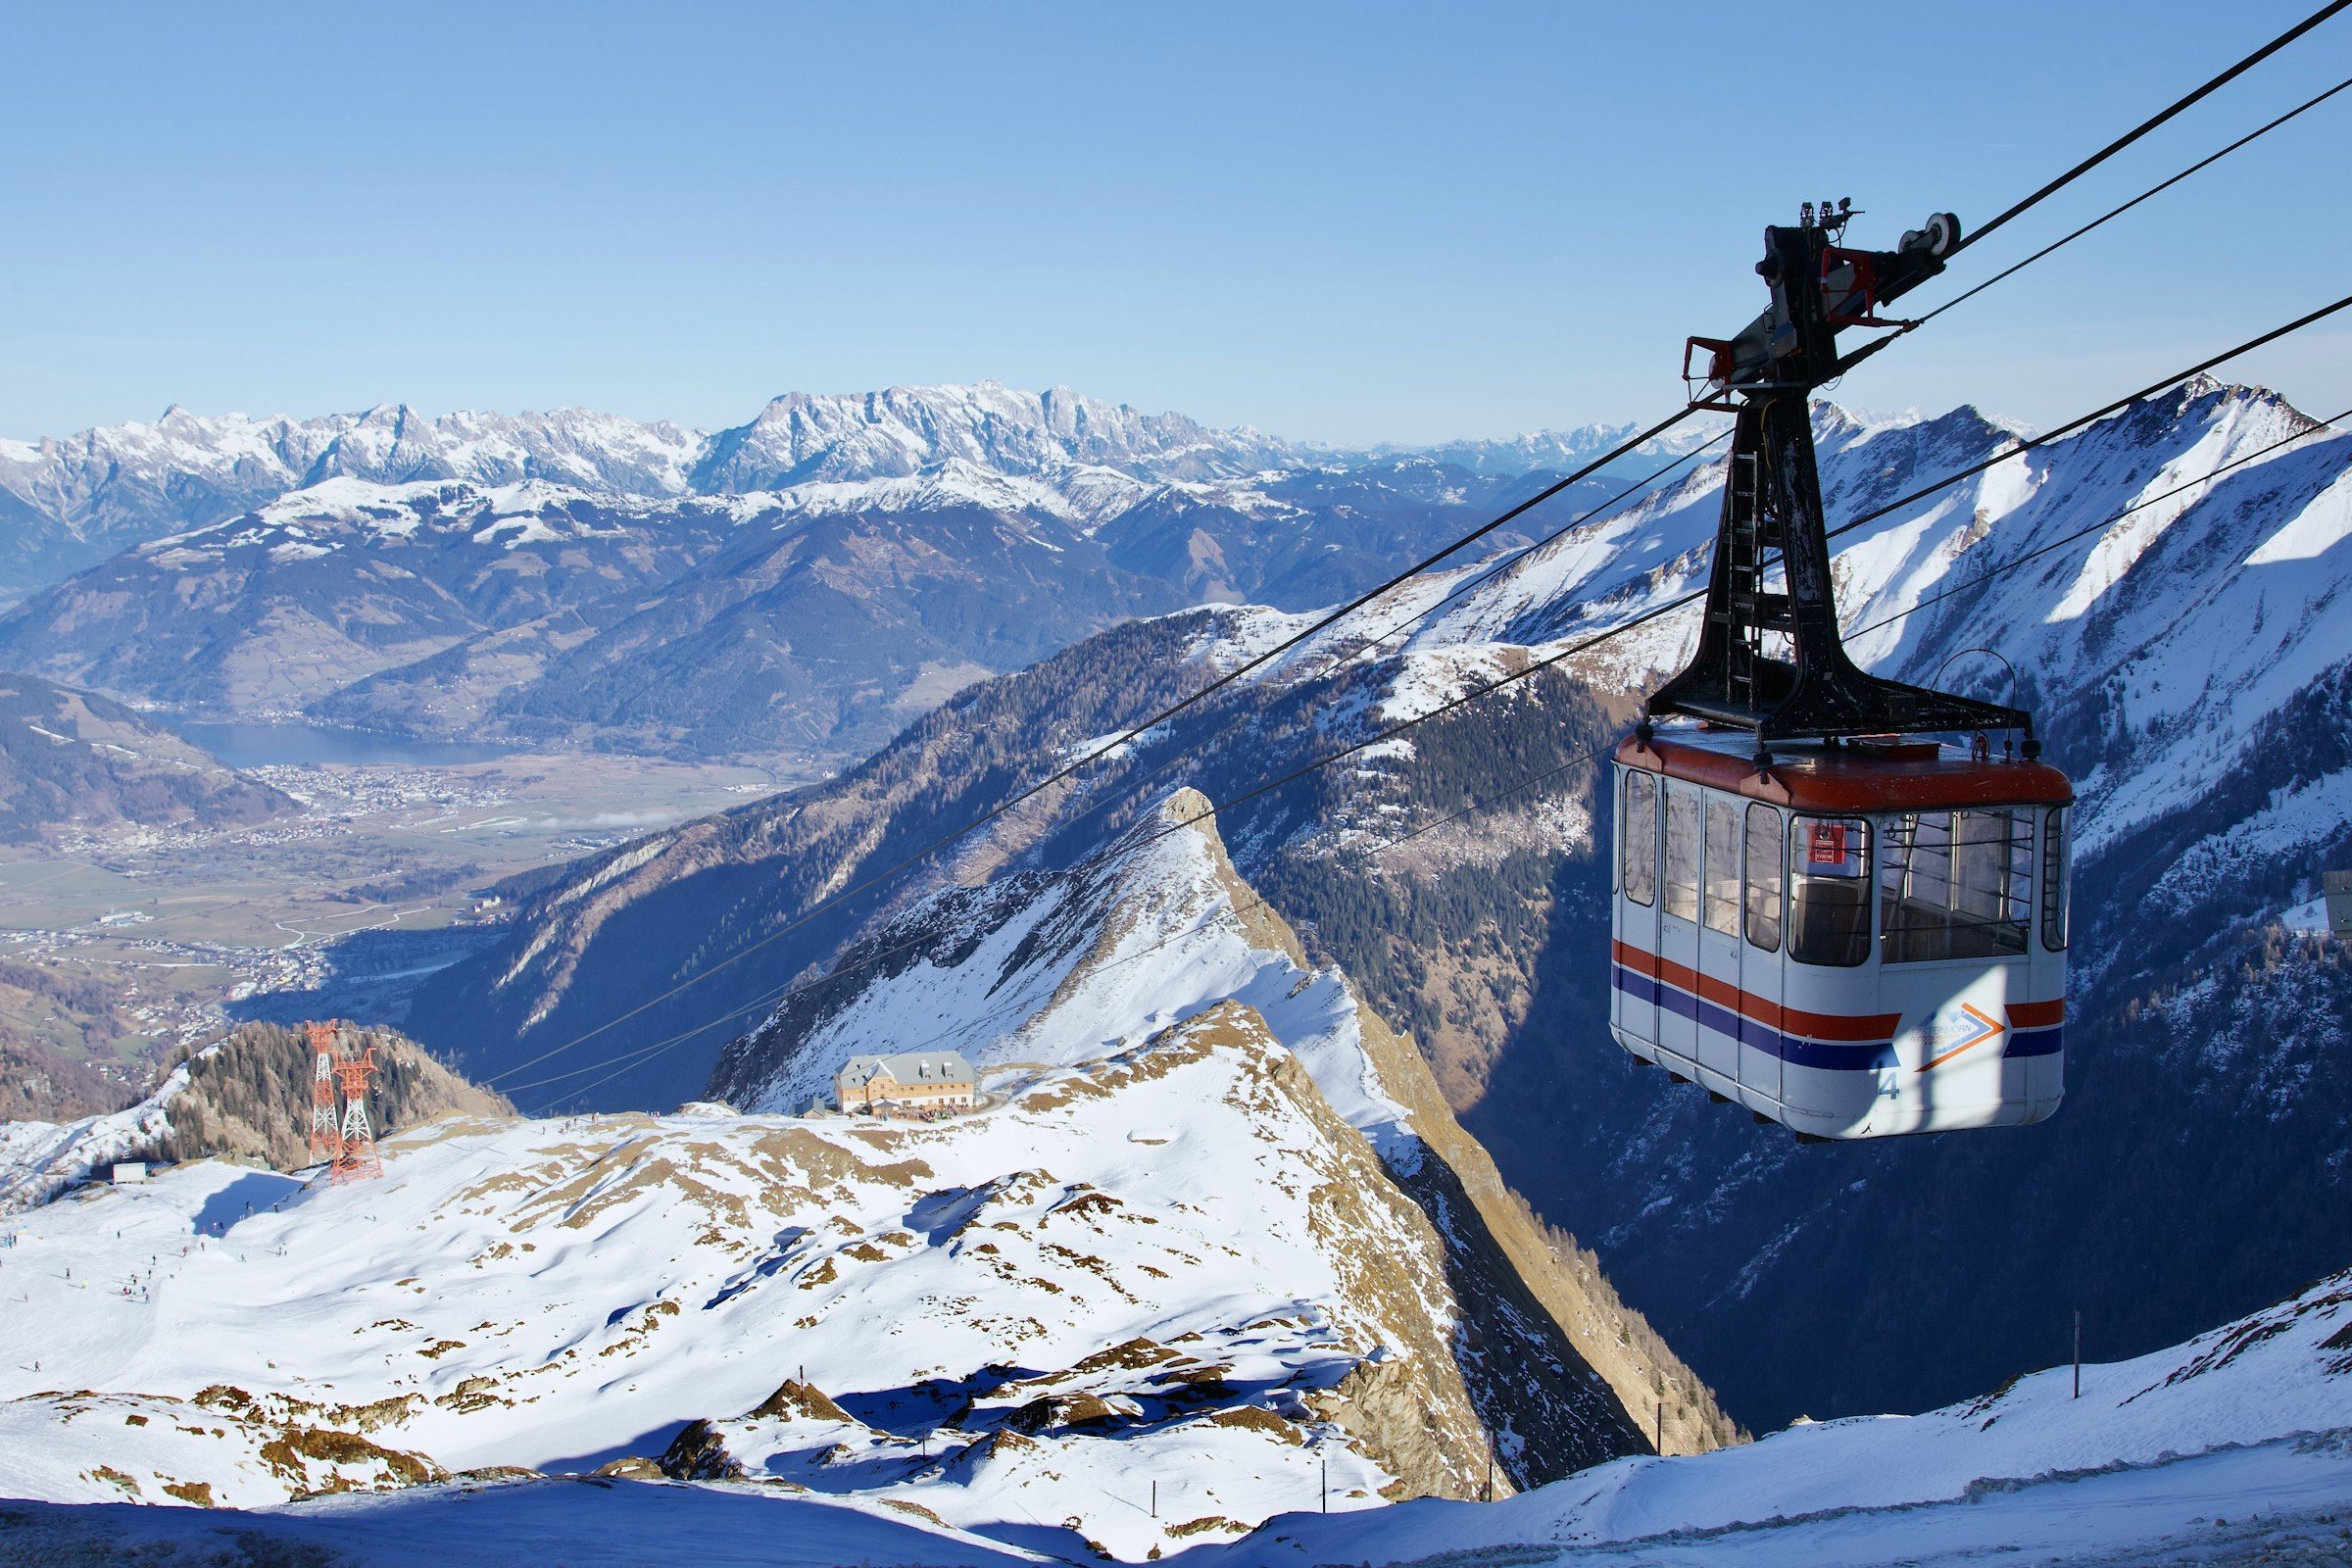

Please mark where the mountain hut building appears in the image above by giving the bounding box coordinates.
[835,1051,978,1115]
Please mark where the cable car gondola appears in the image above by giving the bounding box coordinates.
[1608,202,2075,1141]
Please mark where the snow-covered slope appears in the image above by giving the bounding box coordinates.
[0,1061,188,1214]
[405,375,2352,1439]
[6,1251,2348,1565]
[707,789,1732,1470]
[0,1005,1499,1558]
[713,789,1409,1150]
[1223,1265,2352,1566]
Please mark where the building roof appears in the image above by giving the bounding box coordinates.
[1616,727,2074,812]
[836,1051,976,1089]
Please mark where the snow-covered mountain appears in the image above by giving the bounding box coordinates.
[1400,415,1734,479]
[403,375,2352,1436]
[0,936,1694,1558]
[0,383,1316,603]
[0,404,706,595]
[0,439,1606,763]
[688,382,1298,491]
[0,1022,505,1215]
[1229,1264,2352,1566]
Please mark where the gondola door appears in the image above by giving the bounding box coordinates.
[1739,802,1786,1110]
[1615,767,1662,1057]
[1696,793,1744,1089]
[1657,779,1703,1067]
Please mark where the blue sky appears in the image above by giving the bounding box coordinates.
[3,1,2346,444]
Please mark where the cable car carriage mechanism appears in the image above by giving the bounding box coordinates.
[1611,202,2074,1142]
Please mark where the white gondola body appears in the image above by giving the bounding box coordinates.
[1609,726,2072,1139]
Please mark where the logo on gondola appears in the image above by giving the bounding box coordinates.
[1915,1004,2007,1071]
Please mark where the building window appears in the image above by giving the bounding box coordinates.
[1744,803,1783,953]
[2042,807,2070,952]
[1703,799,1740,937]
[1622,770,1657,907]
[1664,787,1699,922]
[1880,808,2034,963]
[1789,815,1871,967]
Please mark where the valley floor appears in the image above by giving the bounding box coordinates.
[0,750,777,1107]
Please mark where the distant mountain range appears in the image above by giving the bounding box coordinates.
[399,376,2352,1433]
[0,383,1699,601]
[0,383,1671,765]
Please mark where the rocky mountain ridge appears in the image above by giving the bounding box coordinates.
[0,382,1304,602]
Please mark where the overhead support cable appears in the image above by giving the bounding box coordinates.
[1919,72,2352,326]
[1955,0,2352,256]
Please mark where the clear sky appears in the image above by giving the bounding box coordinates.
[3,1,2346,445]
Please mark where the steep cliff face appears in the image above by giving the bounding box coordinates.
[710,790,1735,1475]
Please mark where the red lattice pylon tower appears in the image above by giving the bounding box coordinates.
[304,1020,344,1166]
[331,1044,383,1184]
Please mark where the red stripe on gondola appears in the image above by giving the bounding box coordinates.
[1611,940,1900,1041]
[2007,999,2066,1028]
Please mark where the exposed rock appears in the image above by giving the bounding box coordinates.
[658,1419,746,1482]
[751,1380,853,1424]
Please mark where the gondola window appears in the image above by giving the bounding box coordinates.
[1744,803,1783,952]
[1789,815,1870,966]
[2041,806,2070,951]
[1881,808,2034,962]
[1703,799,1741,936]
[1622,771,1657,907]
[1664,787,1699,922]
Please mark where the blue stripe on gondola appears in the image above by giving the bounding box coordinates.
[1613,963,1899,1072]
[2004,1026,2063,1058]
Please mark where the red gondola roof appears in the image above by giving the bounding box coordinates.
[1615,728,2075,812]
